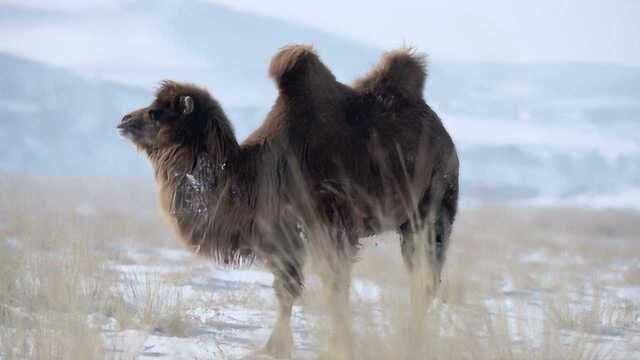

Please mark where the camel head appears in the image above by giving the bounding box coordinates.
[118,81,216,153]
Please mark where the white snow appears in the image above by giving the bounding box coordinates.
[445,114,640,160]
[617,287,640,304]
[138,335,224,359]
[5,241,639,358]
[527,187,640,210]
[211,268,274,287]
[156,248,192,262]
[352,279,382,302]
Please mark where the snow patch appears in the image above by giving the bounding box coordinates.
[212,268,273,287]
[352,279,381,302]
[526,187,640,210]
[617,287,640,304]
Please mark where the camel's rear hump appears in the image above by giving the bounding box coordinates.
[354,48,427,100]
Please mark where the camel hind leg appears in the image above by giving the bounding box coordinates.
[397,182,452,357]
[399,175,456,312]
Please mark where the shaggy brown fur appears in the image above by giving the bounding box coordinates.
[118,45,458,359]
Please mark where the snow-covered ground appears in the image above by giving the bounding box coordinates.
[79,238,638,359]
[1,178,639,359]
[96,245,389,359]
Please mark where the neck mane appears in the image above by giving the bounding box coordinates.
[149,104,254,264]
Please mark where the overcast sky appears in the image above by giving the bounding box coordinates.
[207,0,640,65]
[2,0,639,65]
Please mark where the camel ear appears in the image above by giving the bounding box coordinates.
[269,44,338,97]
[180,96,194,115]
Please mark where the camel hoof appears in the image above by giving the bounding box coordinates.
[315,351,332,360]
[316,349,354,360]
[241,352,283,360]
[244,343,291,360]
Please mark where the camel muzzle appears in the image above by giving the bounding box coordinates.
[118,114,136,130]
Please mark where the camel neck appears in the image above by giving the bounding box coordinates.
[159,147,232,216]
[152,142,257,263]
[173,151,228,217]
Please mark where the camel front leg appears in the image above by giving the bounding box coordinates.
[321,257,354,360]
[257,259,304,360]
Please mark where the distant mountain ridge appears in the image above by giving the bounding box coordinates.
[2,51,639,205]
[0,52,267,177]
[0,52,152,176]
[0,0,381,107]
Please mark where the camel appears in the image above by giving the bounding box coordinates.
[118,45,459,359]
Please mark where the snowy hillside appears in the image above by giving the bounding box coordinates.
[0,1,380,107]
[0,53,264,177]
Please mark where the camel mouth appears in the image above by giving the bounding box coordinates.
[117,127,134,141]
[116,121,130,130]
[116,122,134,138]
[117,114,142,141]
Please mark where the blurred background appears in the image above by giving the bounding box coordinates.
[1,0,639,209]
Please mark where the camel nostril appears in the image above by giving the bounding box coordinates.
[118,114,134,129]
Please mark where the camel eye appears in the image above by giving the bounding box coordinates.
[149,109,164,121]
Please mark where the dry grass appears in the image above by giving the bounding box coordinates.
[0,205,108,358]
[119,271,196,337]
[0,177,193,358]
[301,205,640,360]
[0,176,639,359]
